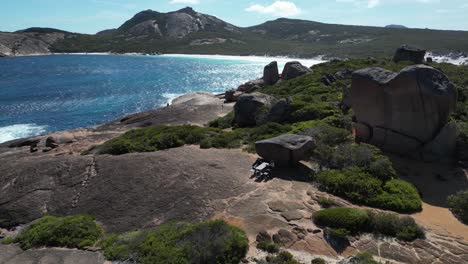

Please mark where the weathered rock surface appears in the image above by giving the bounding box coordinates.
[233,92,278,127]
[0,244,105,264]
[393,44,426,64]
[128,20,162,37]
[281,61,312,80]
[0,146,256,232]
[255,134,315,166]
[350,65,457,159]
[263,61,280,85]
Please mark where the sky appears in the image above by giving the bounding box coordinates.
[1,0,467,34]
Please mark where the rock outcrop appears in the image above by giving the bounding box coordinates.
[350,65,458,161]
[0,29,66,56]
[392,44,426,64]
[237,79,265,93]
[233,92,278,127]
[255,134,315,166]
[263,61,280,85]
[281,61,312,80]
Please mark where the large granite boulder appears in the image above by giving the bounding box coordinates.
[263,61,280,85]
[281,61,312,80]
[233,92,278,127]
[350,65,457,160]
[255,134,315,167]
[392,45,426,64]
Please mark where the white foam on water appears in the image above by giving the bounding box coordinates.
[426,52,468,66]
[0,124,48,143]
[160,54,326,67]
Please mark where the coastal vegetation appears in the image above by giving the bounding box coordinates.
[3,215,249,264]
[8,215,103,250]
[447,190,468,224]
[101,219,248,264]
[313,208,425,241]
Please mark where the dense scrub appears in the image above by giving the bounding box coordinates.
[11,215,103,250]
[264,251,301,264]
[313,208,425,241]
[96,123,291,155]
[447,190,468,224]
[101,220,248,264]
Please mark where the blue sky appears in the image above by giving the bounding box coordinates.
[1,0,467,34]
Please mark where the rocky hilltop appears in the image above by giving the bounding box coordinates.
[1,49,468,263]
[2,7,468,58]
[0,28,68,57]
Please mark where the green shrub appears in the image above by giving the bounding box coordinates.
[311,258,327,264]
[266,251,301,264]
[351,253,378,264]
[209,111,234,129]
[369,180,422,212]
[257,240,280,253]
[317,167,421,212]
[102,220,248,264]
[327,228,351,239]
[1,237,15,245]
[318,196,338,208]
[447,190,468,224]
[314,208,424,241]
[313,208,370,233]
[14,215,103,250]
[369,212,424,241]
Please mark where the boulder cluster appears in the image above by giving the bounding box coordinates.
[224,61,311,103]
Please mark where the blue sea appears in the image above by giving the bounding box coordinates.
[0,54,323,143]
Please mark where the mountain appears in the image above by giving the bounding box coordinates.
[2,7,468,58]
[0,28,71,56]
[385,24,408,29]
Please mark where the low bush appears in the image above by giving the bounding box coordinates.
[208,111,234,129]
[317,196,338,208]
[257,240,280,253]
[369,180,422,212]
[314,208,425,241]
[13,215,103,250]
[102,220,249,264]
[316,167,421,213]
[447,190,468,224]
[351,253,378,264]
[311,258,327,264]
[266,251,301,264]
[313,208,370,233]
[369,213,425,241]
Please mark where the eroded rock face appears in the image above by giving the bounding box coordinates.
[263,61,280,85]
[233,92,278,127]
[128,20,162,37]
[350,65,458,160]
[0,146,256,232]
[281,61,312,80]
[255,134,315,166]
[393,44,426,64]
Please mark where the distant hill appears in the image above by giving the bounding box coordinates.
[385,24,408,29]
[2,7,468,58]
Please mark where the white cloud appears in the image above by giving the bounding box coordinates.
[246,1,302,17]
[169,0,200,4]
[336,0,441,8]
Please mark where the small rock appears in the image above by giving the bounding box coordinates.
[392,44,426,64]
[42,147,53,153]
[281,61,312,80]
[281,210,303,221]
[273,229,297,247]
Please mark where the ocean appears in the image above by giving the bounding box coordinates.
[0,54,324,143]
